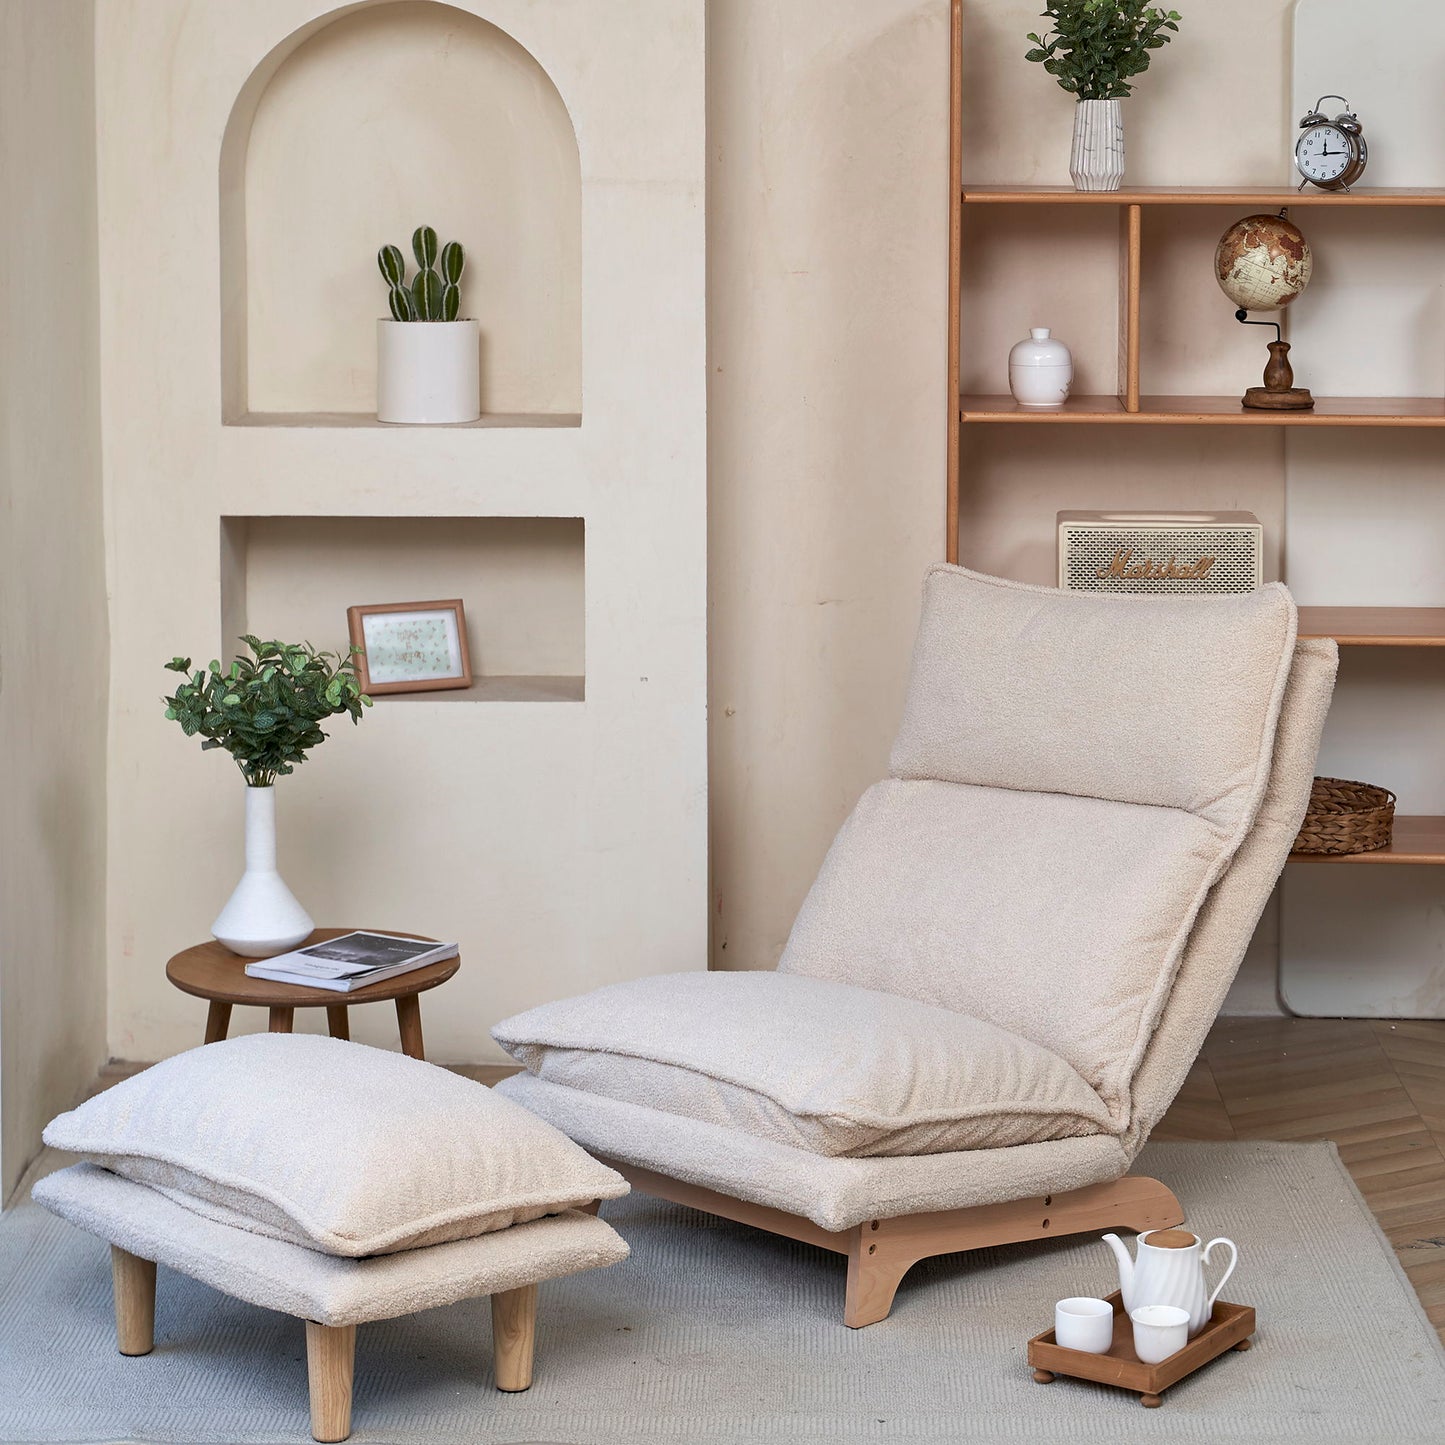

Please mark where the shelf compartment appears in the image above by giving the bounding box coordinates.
[959,395,1445,426]
[962,185,1445,207]
[1299,608,1445,647]
[220,516,585,701]
[1290,817,1445,865]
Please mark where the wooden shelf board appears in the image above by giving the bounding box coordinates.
[1299,607,1445,647]
[229,411,582,430]
[959,395,1445,426]
[1291,817,1445,865]
[962,185,1445,207]
[377,674,584,704]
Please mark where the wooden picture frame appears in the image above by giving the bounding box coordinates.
[346,599,472,695]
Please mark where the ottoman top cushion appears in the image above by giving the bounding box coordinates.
[45,1034,627,1256]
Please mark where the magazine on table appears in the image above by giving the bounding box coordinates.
[244,931,458,993]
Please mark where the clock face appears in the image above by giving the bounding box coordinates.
[1296,124,1354,182]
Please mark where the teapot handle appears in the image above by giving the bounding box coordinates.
[1203,1237,1238,1316]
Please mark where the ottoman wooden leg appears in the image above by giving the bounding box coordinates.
[492,1283,537,1392]
[305,1321,356,1443]
[111,1246,156,1356]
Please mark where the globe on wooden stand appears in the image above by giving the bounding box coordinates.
[1214,213,1315,410]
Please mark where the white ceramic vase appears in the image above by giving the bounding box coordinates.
[1070,98,1125,192]
[376,318,480,424]
[1009,327,1073,409]
[211,785,314,957]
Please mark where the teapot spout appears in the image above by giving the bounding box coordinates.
[1101,1232,1135,1309]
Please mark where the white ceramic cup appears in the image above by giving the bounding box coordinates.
[1055,1296,1115,1354]
[1131,1304,1190,1364]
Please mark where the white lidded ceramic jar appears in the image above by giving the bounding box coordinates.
[376,318,480,424]
[1009,328,1073,410]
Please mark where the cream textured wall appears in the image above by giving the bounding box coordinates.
[0,0,109,1198]
[97,0,706,1065]
[707,0,949,972]
[707,0,1296,997]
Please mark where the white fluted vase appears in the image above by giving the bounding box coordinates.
[211,784,314,957]
[1070,98,1125,192]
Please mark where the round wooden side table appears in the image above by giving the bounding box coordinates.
[166,928,460,1061]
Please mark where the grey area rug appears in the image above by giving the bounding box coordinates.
[1,1142,1443,1445]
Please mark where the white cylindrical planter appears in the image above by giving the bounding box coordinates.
[1009,327,1073,409]
[211,785,314,957]
[1070,99,1125,192]
[376,318,480,424]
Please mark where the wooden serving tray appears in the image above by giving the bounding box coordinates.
[1027,1291,1255,1407]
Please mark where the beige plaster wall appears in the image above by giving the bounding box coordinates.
[97,0,706,1065]
[707,0,1296,983]
[0,0,109,1198]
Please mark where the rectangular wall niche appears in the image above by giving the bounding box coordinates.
[220,516,584,702]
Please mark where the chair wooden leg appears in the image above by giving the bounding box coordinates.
[305,1321,356,1443]
[111,1246,156,1356]
[491,1283,537,1391]
[844,1226,919,1329]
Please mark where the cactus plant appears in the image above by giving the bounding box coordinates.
[376,226,466,322]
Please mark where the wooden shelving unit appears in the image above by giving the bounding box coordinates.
[944,0,1445,869]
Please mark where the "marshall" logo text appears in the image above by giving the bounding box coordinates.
[1096,548,1217,582]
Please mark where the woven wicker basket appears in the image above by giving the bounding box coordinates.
[1292,776,1396,856]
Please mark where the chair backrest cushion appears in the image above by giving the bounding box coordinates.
[780,566,1299,1119]
[889,565,1297,835]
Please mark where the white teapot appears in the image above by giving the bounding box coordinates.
[1102,1228,1238,1337]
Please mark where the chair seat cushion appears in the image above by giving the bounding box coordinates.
[492,972,1113,1158]
[43,1034,628,1257]
[34,1164,629,1328]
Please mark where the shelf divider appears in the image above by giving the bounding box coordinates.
[1298,607,1445,647]
[962,185,1445,207]
[959,394,1445,426]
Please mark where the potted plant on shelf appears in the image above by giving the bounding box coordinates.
[376,225,479,424]
[163,638,370,956]
[1024,1,1182,192]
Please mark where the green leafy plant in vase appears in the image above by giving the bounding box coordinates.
[1024,1,1182,192]
[375,226,480,423]
[163,638,370,956]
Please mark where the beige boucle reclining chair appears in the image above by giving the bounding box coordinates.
[495,565,1337,1327]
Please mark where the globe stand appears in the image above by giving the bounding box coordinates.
[1236,311,1313,411]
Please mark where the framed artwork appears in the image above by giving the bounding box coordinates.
[346,599,473,695]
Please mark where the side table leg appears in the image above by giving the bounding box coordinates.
[326,1006,350,1042]
[203,1001,232,1045]
[395,995,425,1060]
[268,1006,294,1034]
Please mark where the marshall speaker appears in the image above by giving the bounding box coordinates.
[1057,511,1264,595]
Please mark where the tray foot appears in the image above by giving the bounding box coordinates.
[1234,1337,1252,1352]
[1141,1392,1163,1408]
[1032,1369,1055,1384]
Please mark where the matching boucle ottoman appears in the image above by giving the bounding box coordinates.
[36,1036,632,1443]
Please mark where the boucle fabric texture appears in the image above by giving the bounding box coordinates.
[494,971,1113,1156]
[888,565,1297,832]
[44,1034,628,1257]
[783,566,1299,1127]
[496,1073,1128,1230]
[33,1164,629,1328]
[1122,636,1338,1155]
[777,779,1222,1111]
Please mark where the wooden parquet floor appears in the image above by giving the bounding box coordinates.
[1155,1016,1445,1343]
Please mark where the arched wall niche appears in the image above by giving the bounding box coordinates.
[220,0,581,422]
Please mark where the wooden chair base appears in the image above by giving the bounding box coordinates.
[604,1163,1184,1328]
[108,1247,538,1441]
